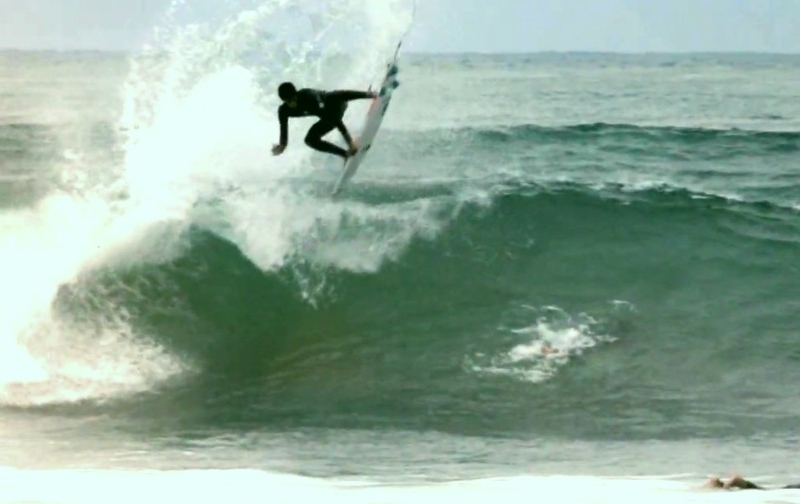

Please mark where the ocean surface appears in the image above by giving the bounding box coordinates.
[2,1,800,503]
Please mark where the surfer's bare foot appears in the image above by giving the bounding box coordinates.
[347,142,359,157]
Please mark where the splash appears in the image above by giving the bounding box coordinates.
[0,0,417,406]
[467,305,622,383]
[0,194,184,406]
[118,0,420,274]
[114,0,431,287]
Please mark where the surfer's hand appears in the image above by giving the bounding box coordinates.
[272,144,285,155]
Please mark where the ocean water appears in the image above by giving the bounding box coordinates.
[2,1,800,503]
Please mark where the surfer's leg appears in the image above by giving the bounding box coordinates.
[305,120,347,160]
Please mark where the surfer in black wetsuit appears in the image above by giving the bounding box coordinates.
[706,474,800,490]
[271,82,376,161]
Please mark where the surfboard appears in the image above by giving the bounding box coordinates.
[331,43,402,197]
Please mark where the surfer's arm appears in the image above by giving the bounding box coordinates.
[273,105,289,155]
[326,90,376,101]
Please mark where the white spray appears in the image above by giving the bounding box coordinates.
[0,0,421,406]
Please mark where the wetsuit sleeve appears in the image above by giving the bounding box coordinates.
[326,90,374,102]
[278,105,289,146]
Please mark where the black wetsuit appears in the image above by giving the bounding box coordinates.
[278,88,373,159]
[736,482,800,491]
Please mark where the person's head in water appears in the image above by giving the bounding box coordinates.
[278,82,297,107]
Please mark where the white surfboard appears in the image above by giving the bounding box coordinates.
[331,43,402,197]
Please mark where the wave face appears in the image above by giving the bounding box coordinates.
[1,2,800,449]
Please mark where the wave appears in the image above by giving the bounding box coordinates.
[0,123,57,163]
[402,122,800,156]
[376,121,800,216]
[8,182,797,394]
[3,174,800,447]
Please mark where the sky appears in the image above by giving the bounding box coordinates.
[1,0,799,53]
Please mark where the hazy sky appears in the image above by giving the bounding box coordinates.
[1,0,799,53]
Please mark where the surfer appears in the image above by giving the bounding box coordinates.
[705,474,800,490]
[271,82,376,161]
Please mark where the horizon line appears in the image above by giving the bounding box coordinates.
[0,47,798,56]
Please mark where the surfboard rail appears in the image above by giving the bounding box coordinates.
[331,42,403,197]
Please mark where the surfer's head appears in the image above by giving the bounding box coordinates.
[278,82,297,105]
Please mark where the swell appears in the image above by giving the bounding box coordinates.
[396,122,800,156]
[6,121,799,163]
[0,124,58,164]
[380,121,800,214]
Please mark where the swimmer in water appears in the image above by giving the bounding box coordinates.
[705,474,800,490]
